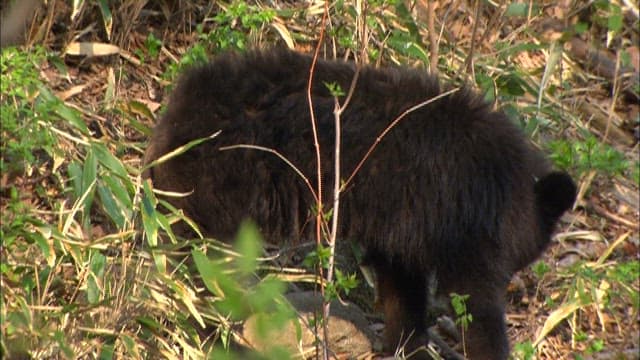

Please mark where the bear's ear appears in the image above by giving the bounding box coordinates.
[535,171,577,221]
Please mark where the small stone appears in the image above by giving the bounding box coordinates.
[241,291,375,358]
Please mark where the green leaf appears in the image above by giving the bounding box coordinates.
[234,221,263,275]
[500,74,526,97]
[476,73,496,102]
[98,342,114,360]
[120,334,142,358]
[82,149,98,196]
[141,180,159,247]
[192,249,222,296]
[192,249,245,318]
[49,94,90,135]
[126,100,156,125]
[81,148,98,227]
[34,225,55,266]
[97,182,125,228]
[141,131,220,174]
[335,269,358,295]
[87,252,106,304]
[168,278,205,328]
[607,5,623,32]
[68,161,83,199]
[450,293,470,317]
[102,174,133,211]
[92,142,128,179]
[97,0,113,40]
[141,195,181,247]
[209,349,239,360]
[495,42,543,58]
[574,22,589,35]
[249,277,287,311]
[154,210,175,244]
[538,42,563,110]
[405,43,429,65]
[505,3,539,17]
[53,330,75,358]
[136,316,162,332]
[323,82,345,97]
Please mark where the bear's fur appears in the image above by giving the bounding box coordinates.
[143,48,576,359]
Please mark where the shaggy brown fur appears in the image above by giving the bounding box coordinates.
[143,48,576,359]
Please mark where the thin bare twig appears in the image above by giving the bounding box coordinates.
[323,96,342,341]
[218,144,318,203]
[464,0,482,77]
[355,0,369,64]
[427,1,438,75]
[603,52,622,143]
[307,3,332,359]
[339,67,361,115]
[321,4,366,357]
[322,66,362,354]
[308,0,328,250]
[142,131,221,174]
[343,87,461,189]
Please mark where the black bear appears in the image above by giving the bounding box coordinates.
[143,48,576,359]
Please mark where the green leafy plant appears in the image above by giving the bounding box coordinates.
[163,2,275,81]
[593,0,624,34]
[450,292,472,357]
[324,82,346,97]
[531,260,551,278]
[191,222,295,358]
[533,237,639,357]
[0,47,57,176]
[145,33,162,58]
[549,135,628,178]
[205,2,276,51]
[70,0,113,39]
[163,42,209,82]
[512,340,536,360]
[504,3,541,17]
[303,244,358,301]
[450,293,472,330]
[325,269,358,300]
[67,141,136,233]
[1,47,145,359]
[570,331,605,359]
[135,33,163,63]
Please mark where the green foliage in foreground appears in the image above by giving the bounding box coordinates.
[549,134,628,179]
[1,45,296,359]
[1,46,58,175]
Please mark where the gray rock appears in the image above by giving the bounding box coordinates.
[241,291,376,359]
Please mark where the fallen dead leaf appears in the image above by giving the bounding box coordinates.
[56,85,86,101]
[65,42,120,57]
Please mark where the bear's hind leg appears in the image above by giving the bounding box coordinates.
[369,254,430,358]
[449,280,510,360]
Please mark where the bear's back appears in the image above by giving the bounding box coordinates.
[144,49,551,273]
